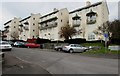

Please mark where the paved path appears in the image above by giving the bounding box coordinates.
[3,47,119,74]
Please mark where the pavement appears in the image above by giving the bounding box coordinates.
[2,53,51,74]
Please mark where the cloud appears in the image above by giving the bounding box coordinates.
[0,7,16,30]
[2,0,120,2]
[107,2,118,21]
[1,0,119,30]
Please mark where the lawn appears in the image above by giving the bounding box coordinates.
[81,42,120,54]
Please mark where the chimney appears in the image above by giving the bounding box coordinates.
[53,8,58,12]
[86,1,91,6]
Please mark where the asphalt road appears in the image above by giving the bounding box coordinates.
[3,47,119,74]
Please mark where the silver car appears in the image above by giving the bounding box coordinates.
[62,44,88,53]
[0,41,12,51]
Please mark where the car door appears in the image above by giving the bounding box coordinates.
[76,45,83,52]
[71,44,77,52]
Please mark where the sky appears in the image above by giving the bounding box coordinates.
[0,0,119,30]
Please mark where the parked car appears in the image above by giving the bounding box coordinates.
[25,43,40,48]
[14,41,27,47]
[54,45,63,51]
[62,44,88,53]
[7,41,14,46]
[0,41,12,51]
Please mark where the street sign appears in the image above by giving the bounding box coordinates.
[104,33,108,38]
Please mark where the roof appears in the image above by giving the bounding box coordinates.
[20,16,31,22]
[40,10,59,19]
[40,17,58,24]
[69,2,102,14]
[4,20,12,25]
[86,9,97,16]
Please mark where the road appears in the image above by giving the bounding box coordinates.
[3,47,118,74]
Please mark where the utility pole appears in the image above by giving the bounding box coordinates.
[104,31,108,53]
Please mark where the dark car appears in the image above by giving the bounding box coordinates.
[54,45,63,51]
[13,41,27,48]
[7,41,14,46]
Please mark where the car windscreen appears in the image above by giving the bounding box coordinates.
[0,42,9,45]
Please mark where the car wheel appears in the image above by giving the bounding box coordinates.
[69,49,73,53]
[58,48,61,51]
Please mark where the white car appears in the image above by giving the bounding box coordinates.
[62,44,88,53]
[0,41,12,51]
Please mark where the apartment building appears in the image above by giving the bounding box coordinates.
[4,17,21,40]
[39,8,69,41]
[69,1,109,41]
[19,13,41,41]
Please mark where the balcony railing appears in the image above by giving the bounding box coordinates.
[87,19,96,24]
[23,25,29,30]
[18,27,23,32]
[40,22,57,30]
[4,29,9,33]
[40,17,58,24]
[73,23,80,27]
[4,25,9,28]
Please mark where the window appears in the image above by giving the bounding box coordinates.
[71,45,74,47]
[67,21,69,24]
[61,20,62,22]
[33,30,35,32]
[61,12,62,15]
[88,33,95,40]
[14,26,16,28]
[33,36,34,38]
[14,21,16,23]
[33,23,35,25]
[24,35,25,36]
[33,18,35,20]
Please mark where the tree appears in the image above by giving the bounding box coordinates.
[10,31,19,40]
[95,20,120,39]
[108,20,120,39]
[59,24,77,40]
[93,21,111,36]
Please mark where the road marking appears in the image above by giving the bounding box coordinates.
[15,56,32,64]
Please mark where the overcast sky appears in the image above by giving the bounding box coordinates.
[0,0,119,30]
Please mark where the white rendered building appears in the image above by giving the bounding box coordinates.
[4,17,21,40]
[19,13,41,41]
[69,1,109,41]
[39,8,69,41]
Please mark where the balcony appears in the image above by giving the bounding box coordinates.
[19,24,23,27]
[4,29,9,33]
[72,20,80,27]
[23,25,29,30]
[86,10,97,24]
[40,17,58,24]
[40,22,57,30]
[24,21,29,25]
[73,23,80,27]
[18,27,23,32]
[87,19,96,24]
[4,25,9,28]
